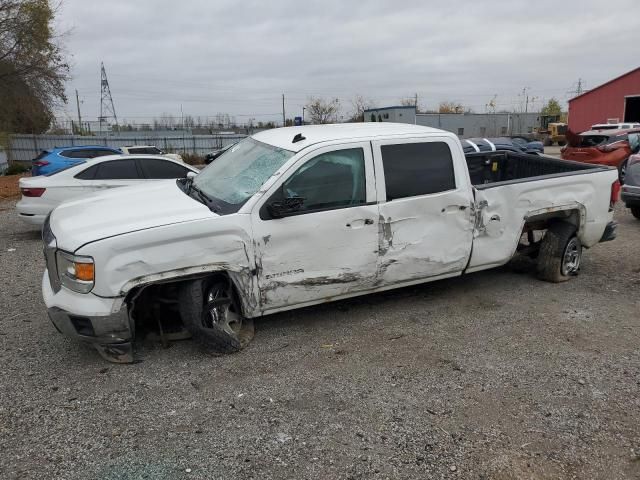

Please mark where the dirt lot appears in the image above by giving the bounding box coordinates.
[0,199,639,480]
[0,173,27,199]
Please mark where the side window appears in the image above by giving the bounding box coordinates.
[139,159,189,179]
[94,159,139,180]
[74,164,99,180]
[274,148,366,214]
[381,142,456,200]
[91,149,117,157]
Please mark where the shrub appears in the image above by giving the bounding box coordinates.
[181,153,205,166]
[4,163,30,175]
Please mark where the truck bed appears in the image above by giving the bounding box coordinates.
[466,150,609,188]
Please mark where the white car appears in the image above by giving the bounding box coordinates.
[119,145,183,162]
[40,123,619,363]
[17,154,198,226]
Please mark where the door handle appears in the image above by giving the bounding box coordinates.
[346,218,375,228]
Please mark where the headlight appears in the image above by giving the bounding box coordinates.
[56,252,94,293]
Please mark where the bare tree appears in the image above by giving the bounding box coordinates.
[438,101,465,114]
[305,97,340,124]
[349,95,375,122]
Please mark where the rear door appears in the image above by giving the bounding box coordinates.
[371,137,474,285]
[251,142,379,311]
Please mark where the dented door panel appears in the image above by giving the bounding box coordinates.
[372,137,475,285]
[251,141,379,311]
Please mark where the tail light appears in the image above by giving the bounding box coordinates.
[610,180,620,208]
[21,187,46,197]
[33,160,50,167]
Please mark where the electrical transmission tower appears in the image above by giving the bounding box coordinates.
[99,62,118,133]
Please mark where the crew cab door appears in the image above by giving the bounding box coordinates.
[371,137,474,285]
[251,142,379,311]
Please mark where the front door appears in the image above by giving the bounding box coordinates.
[251,142,379,311]
[371,137,474,285]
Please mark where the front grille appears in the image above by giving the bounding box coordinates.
[42,214,61,293]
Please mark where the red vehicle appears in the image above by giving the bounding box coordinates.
[561,128,640,182]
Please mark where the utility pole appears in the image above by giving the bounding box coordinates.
[302,107,306,124]
[282,94,286,127]
[414,93,418,109]
[75,89,82,134]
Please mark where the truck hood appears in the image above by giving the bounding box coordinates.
[50,180,215,251]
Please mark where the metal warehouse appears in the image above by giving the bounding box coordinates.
[364,106,540,138]
[568,66,640,132]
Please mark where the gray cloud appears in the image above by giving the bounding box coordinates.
[56,0,639,124]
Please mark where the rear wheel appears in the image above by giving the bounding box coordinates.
[178,277,254,355]
[537,222,582,283]
[631,206,640,219]
[619,159,628,183]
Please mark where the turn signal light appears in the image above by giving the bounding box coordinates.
[21,187,46,197]
[74,262,95,282]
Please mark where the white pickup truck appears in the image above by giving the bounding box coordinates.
[41,123,619,363]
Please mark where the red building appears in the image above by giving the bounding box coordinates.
[568,66,640,132]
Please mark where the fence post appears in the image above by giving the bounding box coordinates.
[192,136,196,155]
[32,134,38,155]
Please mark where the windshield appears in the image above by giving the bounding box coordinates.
[193,137,294,211]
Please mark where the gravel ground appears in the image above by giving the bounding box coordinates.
[0,199,639,480]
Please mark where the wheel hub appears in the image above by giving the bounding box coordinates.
[561,237,581,276]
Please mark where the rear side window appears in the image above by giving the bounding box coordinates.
[60,149,108,159]
[381,142,456,200]
[75,165,99,180]
[129,147,162,154]
[91,149,118,157]
[139,159,189,179]
[94,159,139,179]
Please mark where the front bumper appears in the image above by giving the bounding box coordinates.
[43,271,134,363]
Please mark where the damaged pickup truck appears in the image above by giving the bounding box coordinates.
[42,123,619,363]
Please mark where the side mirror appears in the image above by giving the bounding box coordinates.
[186,171,197,179]
[628,133,640,153]
[267,187,304,218]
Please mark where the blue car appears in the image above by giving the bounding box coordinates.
[32,145,122,176]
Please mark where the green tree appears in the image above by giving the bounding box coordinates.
[541,98,562,117]
[0,0,69,133]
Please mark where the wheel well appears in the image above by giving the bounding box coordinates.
[126,271,241,339]
[516,209,581,257]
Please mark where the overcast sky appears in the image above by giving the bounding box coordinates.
[55,0,639,125]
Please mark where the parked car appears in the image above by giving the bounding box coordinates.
[119,145,183,162]
[620,133,640,219]
[591,123,640,131]
[510,136,545,154]
[561,128,640,182]
[40,123,618,363]
[204,142,237,164]
[461,137,542,154]
[17,155,197,226]
[31,146,122,176]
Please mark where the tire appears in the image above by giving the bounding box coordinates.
[631,206,640,220]
[178,277,254,355]
[619,159,628,184]
[536,222,582,283]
